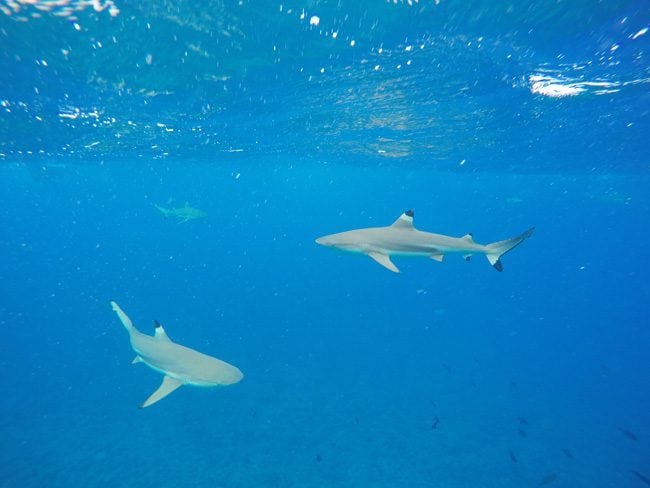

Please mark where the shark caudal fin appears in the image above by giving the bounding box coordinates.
[485,227,535,271]
[154,204,170,218]
[110,300,135,334]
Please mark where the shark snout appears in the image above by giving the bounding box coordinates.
[315,236,330,246]
[231,368,244,384]
[316,233,355,251]
[219,366,244,385]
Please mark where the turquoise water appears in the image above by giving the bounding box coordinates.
[1,1,649,487]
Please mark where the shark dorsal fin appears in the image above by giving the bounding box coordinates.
[390,210,415,230]
[154,320,172,342]
[462,233,474,243]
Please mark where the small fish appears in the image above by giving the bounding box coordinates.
[632,471,650,486]
[619,427,639,441]
[518,416,529,426]
[537,473,558,486]
[431,416,440,430]
[517,428,528,438]
[315,454,323,463]
[561,448,574,460]
[508,449,518,463]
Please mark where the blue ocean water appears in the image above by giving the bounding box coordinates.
[1,1,649,487]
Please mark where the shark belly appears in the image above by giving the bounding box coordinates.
[369,230,479,256]
[401,232,485,256]
[131,334,243,387]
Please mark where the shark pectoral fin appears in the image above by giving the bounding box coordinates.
[430,254,444,262]
[368,252,400,273]
[141,376,183,408]
[132,356,144,364]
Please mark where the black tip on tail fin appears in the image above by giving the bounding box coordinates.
[405,209,414,217]
[154,320,162,328]
[493,260,504,272]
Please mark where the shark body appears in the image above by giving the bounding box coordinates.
[315,210,534,273]
[154,202,208,223]
[110,301,243,408]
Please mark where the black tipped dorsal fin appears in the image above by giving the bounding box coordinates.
[153,320,172,342]
[391,210,415,230]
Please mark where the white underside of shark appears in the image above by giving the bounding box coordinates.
[315,210,534,273]
[110,301,243,408]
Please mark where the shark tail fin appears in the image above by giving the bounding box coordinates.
[154,204,170,218]
[110,300,135,333]
[484,227,535,272]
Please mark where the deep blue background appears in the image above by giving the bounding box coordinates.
[0,162,648,487]
[1,0,650,487]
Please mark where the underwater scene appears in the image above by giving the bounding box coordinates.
[1,1,649,487]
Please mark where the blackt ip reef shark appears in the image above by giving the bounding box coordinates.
[315,210,534,273]
[110,301,243,408]
[154,202,208,223]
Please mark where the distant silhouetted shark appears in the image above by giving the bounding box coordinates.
[315,210,534,273]
[154,202,207,223]
[110,301,243,408]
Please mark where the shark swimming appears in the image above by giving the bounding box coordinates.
[315,210,534,273]
[110,301,243,408]
[154,202,208,223]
